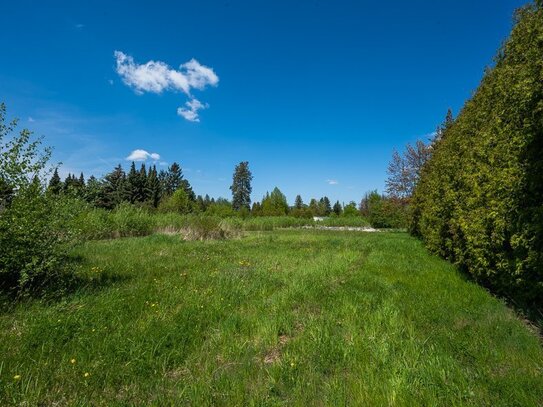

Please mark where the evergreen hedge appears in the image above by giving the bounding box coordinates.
[410,3,543,308]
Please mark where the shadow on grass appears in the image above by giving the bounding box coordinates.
[0,254,131,314]
[451,262,543,336]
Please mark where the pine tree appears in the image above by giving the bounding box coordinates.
[147,165,161,208]
[322,196,332,215]
[230,161,253,210]
[126,162,138,203]
[164,162,183,196]
[294,195,303,209]
[78,172,85,187]
[48,168,62,194]
[333,200,342,216]
[139,163,150,202]
[100,164,126,209]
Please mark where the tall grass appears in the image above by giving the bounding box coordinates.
[74,207,375,240]
[0,230,541,405]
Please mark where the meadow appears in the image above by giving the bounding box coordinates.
[1,230,541,406]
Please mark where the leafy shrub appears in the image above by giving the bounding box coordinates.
[360,191,407,229]
[111,203,154,237]
[158,188,192,214]
[0,103,83,294]
[74,207,115,240]
[0,184,81,293]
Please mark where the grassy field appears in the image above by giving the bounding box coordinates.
[1,230,542,406]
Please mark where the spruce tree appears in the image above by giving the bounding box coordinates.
[126,162,138,203]
[48,168,62,194]
[322,196,332,216]
[164,162,182,195]
[101,164,127,209]
[139,163,150,202]
[230,161,252,211]
[294,195,303,209]
[333,200,342,216]
[78,172,85,187]
[147,165,162,207]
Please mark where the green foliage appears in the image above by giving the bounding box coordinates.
[158,187,192,214]
[230,161,253,210]
[47,168,62,194]
[205,199,236,217]
[332,200,342,216]
[360,191,407,228]
[342,201,359,217]
[110,203,154,237]
[0,187,82,293]
[261,187,289,216]
[0,103,81,294]
[410,4,543,308]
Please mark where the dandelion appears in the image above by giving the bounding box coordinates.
[70,358,76,364]
[84,372,90,378]
[13,374,21,380]
[290,362,295,367]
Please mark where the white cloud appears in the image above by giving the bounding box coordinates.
[126,149,161,162]
[177,98,207,122]
[28,117,35,122]
[327,179,339,185]
[114,51,218,122]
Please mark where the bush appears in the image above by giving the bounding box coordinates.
[0,185,81,293]
[74,207,114,240]
[0,103,82,295]
[111,203,154,237]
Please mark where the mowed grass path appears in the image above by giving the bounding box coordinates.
[1,231,542,406]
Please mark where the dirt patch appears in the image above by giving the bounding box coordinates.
[263,334,290,365]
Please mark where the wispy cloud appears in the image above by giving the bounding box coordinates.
[114,51,218,122]
[326,179,339,185]
[126,149,160,162]
[28,116,35,122]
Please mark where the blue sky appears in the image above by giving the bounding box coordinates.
[0,0,526,204]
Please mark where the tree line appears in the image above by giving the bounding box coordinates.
[47,159,404,224]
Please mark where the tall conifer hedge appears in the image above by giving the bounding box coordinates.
[411,3,543,308]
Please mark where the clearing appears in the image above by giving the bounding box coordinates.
[1,230,542,405]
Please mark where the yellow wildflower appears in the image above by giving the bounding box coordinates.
[70,359,76,364]
[13,374,21,380]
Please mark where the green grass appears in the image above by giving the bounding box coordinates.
[1,230,541,405]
